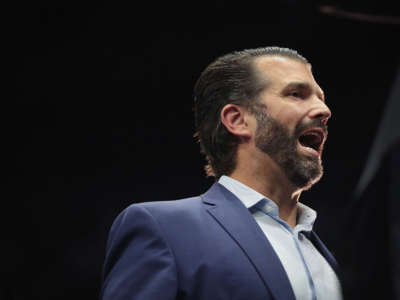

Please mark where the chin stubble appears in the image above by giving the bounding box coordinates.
[253,110,324,190]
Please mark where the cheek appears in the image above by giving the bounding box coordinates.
[274,107,304,132]
[246,116,259,134]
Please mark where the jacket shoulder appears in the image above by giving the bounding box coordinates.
[120,195,204,221]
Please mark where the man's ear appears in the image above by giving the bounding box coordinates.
[220,104,252,140]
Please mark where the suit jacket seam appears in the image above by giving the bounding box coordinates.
[139,205,180,285]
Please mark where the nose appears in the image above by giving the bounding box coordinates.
[309,100,331,125]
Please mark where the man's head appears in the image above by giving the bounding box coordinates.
[193,47,331,190]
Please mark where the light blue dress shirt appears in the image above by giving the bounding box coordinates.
[219,175,342,300]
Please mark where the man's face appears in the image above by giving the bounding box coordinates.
[251,56,331,190]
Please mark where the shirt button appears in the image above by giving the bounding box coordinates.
[266,205,273,212]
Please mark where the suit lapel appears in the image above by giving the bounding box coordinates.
[201,183,296,300]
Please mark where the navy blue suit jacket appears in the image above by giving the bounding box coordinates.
[100,183,340,300]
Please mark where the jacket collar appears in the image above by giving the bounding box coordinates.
[201,182,341,299]
[201,182,296,300]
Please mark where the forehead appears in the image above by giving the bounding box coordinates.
[253,55,321,91]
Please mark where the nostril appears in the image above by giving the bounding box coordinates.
[314,112,331,125]
[310,105,332,124]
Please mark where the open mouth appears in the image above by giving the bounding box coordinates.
[297,128,325,156]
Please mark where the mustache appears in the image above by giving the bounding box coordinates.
[294,119,328,137]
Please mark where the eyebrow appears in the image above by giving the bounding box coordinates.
[282,81,325,101]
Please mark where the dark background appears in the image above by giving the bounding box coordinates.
[6,1,400,299]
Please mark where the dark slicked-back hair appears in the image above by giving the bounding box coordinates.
[193,46,309,179]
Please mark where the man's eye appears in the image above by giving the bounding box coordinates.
[289,91,301,98]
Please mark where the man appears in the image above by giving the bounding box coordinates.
[100,47,343,300]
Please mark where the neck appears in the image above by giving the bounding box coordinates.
[229,147,302,229]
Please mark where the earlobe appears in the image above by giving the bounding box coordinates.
[220,104,252,140]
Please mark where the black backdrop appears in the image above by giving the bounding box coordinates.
[6,1,400,299]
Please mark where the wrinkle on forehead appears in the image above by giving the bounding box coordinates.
[253,55,322,95]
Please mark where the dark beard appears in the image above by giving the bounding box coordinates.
[254,109,326,190]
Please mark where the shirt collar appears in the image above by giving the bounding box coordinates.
[296,202,317,232]
[219,175,265,209]
[218,175,317,232]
